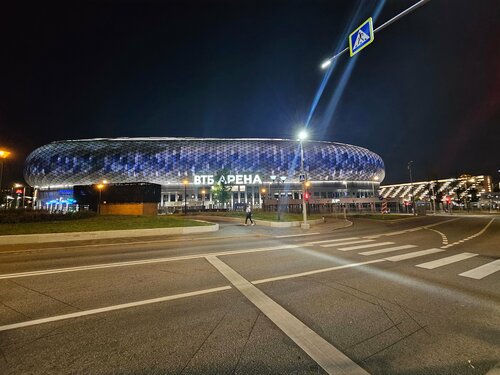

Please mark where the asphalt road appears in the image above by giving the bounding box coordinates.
[0,215,498,375]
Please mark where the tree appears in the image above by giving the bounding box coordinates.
[211,168,233,208]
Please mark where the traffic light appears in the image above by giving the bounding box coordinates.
[304,192,310,201]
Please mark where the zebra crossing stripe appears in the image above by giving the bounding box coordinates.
[385,248,444,262]
[459,259,500,280]
[360,244,417,256]
[306,237,359,245]
[337,242,395,252]
[416,252,478,269]
[320,240,374,248]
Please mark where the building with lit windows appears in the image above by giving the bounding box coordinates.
[24,137,385,211]
[379,175,493,212]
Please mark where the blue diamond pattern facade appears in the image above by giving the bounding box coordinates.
[25,137,385,209]
[25,137,384,187]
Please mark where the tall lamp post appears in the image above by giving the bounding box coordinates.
[298,130,309,229]
[201,189,206,210]
[408,161,416,216]
[0,150,11,207]
[182,179,189,214]
[260,188,266,210]
[96,183,104,214]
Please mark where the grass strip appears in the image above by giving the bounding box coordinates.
[0,215,210,235]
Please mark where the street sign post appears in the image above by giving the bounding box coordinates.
[349,17,374,57]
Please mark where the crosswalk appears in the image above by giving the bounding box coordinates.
[303,236,499,281]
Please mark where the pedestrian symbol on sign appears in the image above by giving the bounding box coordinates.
[349,17,374,57]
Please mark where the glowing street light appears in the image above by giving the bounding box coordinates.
[201,188,206,209]
[96,183,105,214]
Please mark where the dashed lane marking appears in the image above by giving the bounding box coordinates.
[364,218,459,239]
[459,259,500,280]
[360,244,417,256]
[385,248,445,262]
[441,218,495,249]
[206,256,369,375]
[416,252,478,269]
[0,286,232,332]
[337,241,395,252]
[425,228,448,245]
[320,240,374,248]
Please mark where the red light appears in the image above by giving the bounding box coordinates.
[304,192,310,201]
[15,189,23,194]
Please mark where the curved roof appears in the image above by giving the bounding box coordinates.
[24,137,385,187]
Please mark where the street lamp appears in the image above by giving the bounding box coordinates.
[0,149,11,207]
[96,183,105,214]
[298,130,309,229]
[182,179,189,214]
[260,188,266,210]
[201,188,206,210]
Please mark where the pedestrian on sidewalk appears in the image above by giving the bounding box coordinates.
[245,204,255,226]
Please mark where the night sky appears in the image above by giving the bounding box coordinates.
[0,0,498,186]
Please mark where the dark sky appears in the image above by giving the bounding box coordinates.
[0,0,499,185]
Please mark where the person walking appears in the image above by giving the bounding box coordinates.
[245,204,255,226]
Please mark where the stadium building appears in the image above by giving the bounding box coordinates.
[24,137,385,211]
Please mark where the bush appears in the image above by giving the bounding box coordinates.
[0,209,96,224]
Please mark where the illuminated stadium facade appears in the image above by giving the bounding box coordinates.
[24,138,385,210]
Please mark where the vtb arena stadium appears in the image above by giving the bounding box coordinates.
[24,138,385,210]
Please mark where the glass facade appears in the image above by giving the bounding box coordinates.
[24,137,385,187]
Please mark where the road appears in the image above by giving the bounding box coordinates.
[0,215,498,374]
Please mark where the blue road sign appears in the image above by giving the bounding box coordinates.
[349,17,374,57]
[299,174,306,182]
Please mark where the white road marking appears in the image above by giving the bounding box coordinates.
[425,228,448,245]
[0,234,255,255]
[441,218,495,249]
[459,259,500,280]
[252,259,386,284]
[206,256,369,375]
[385,248,445,262]
[305,237,359,245]
[337,242,395,251]
[0,286,231,332]
[0,244,303,280]
[416,252,478,269]
[364,218,459,239]
[360,244,417,256]
[275,233,320,238]
[320,240,374,248]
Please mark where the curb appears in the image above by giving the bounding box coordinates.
[0,221,219,245]
[192,215,326,228]
[333,220,353,230]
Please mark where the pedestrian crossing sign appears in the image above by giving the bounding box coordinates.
[349,17,374,57]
